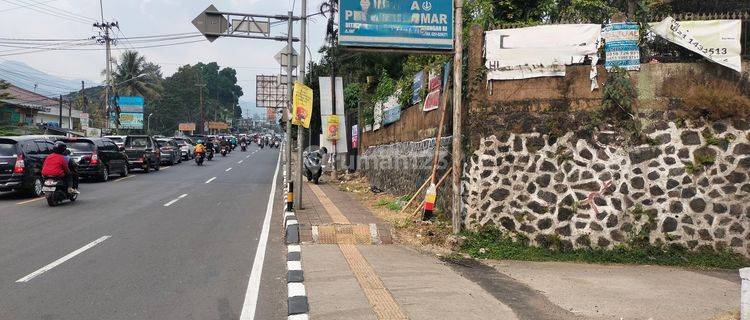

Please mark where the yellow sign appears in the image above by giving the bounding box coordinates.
[326,115,340,141]
[178,123,196,131]
[292,82,313,128]
[208,121,229,130]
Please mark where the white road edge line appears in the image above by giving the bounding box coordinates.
[225,167,233,172]
[238,160,244,164]
[239,151,281,320]
[16,236,110,283]
[205,177,217,184]
[163,194,188,207]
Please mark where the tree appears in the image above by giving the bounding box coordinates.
[110,50,163,99]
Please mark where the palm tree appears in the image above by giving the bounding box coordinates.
[108,50,163,99]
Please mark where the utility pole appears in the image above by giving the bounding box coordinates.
[196,78,206,134]
[328,0,338,181]
[94,0,116,131]
[294,0,307,210]
[451,0,464,235]
[58,95,63,128]
[284,10,294,187]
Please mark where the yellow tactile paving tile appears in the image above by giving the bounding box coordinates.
[308,183,350,224]
[339,244,410,320]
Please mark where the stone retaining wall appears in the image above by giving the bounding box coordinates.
[361,137,453,214]
[462,119,750,256]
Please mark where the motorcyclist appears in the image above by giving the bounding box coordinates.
[205,139,215,154]
[41,141,78,194]
[194,140,206,156]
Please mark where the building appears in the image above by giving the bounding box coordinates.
[0,83,85,131]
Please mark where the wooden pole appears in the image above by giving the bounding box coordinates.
[451,0,463,234]
[400,175,432,213]
[412,167,452,218]
[430,74,451,183]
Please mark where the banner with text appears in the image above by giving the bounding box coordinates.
[485,24,601,80]
[382,93,401,125]
[603,22,640,71]
[292,82,313,128]
[423,68,441,111]
[650,17,742,73]
[338,0,454,50]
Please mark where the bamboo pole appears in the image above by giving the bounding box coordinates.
[399,175,432,213]
[412,167,452,218]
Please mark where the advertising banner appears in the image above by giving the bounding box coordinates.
[208,121,229,130]
[382,94,401,125]
[117,96,144,113]
[109,96,145,129]
[411,70,424,105]
[118,112,144,130]
[292,82,313,128]
[603,22,640,71]
[320,115,348,153]
[485,24,601,80]
[423,68,441,112]
[351,124,359,148]
[650,17,742,73]
[338,0,454,50]
[179,123,196,131]
[325,115,341,141]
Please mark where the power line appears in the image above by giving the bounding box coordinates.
[0,0,57,13]
[0,0,93,24]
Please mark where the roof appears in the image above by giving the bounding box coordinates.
[0,84,58,111]
[0,98,49,111]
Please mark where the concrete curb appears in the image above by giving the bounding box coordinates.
[283,181,308,318]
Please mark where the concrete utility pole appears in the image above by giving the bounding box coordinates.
[95,0,115,130]
[58,95,63,128]
[451,0,463,234]
[328,0,338,181]
[294,0,307,209]
[196,78,206,134]
[284,10,294,186]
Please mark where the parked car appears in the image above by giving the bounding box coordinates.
[58,137,129,182]
[155,138,182,165]
[123,135,160,172]
[103,135,126,148]
[0,136,60,197]
[173,137,195,160]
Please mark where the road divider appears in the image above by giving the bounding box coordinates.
[163,194,188,207]
[205,177,217,184]
[16,235,110,283]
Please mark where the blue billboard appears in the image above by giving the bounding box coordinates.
[108,96,144,129]
[339,0,454,50]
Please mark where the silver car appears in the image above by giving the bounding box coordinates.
[173,137,195,160]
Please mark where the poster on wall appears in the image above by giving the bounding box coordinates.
[338,0,454,51]
[382,93,401,125]
[485,24,601,80]
[650,17,742,73]
[423,68,441,112]
[411,71,424,105]
[351,124,359,148]
[603,22,640,71]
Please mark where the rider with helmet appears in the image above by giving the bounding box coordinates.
[41,141,79,194]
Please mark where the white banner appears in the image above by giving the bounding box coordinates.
[485,24,602,80]
[650,17,742,73]
[318,77,345,116]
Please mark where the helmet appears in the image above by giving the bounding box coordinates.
[197,140,203,144]
[52,141,67,154]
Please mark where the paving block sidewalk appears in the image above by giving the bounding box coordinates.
[295,180,518,320]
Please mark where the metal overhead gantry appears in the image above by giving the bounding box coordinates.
[192,5,300,43]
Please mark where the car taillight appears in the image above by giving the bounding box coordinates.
[13,154,24,174]
[139,156,145,162]
[91,154,99,165]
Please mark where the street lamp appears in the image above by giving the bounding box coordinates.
[147,113,154,135]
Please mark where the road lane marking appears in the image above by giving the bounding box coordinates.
[161,166,171,170]
[239,151,281,320]
[238,160,244,164]
[205,177,217,184]
[225,167,232,172]
[16,236,110,283]
[114,175,135,182]
[17,197,44,205]
[246,155,250,158]
[163,194,188,207]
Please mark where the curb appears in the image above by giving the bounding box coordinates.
[283,170,309,319]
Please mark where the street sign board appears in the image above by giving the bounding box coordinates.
[274,44,298,69]
[178,123,196,131]
[192,4,228,42]
[232,19,270,34]
[338,0,454,50]
[208,121,229,130]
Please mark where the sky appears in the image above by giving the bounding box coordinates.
[0,0,329,114]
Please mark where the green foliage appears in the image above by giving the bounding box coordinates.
[602,67,636,119]
[460,226,749,269]
[0,80,9,99]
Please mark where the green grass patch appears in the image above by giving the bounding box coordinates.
[460,226,749,270]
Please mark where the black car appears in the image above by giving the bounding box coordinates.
[124,135,160,172]
[58,137,129,182]
[156,138,182,165]
[0,135,58,197]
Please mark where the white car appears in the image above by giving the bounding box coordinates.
[104,135,126,149]
[173,137,195,160]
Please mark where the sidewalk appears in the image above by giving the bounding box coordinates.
[294,178,741,320]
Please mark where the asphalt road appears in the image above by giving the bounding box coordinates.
[0,145,287,320]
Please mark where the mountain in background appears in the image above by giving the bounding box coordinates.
[0,60,97,98]
[239,100,267,118]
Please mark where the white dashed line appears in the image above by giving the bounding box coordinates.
[238,160,244,164]
[246,155,250,158]
[16,236,110,283]
[225,167,232,172]
[205,177,217,184]
[163,194,188,207]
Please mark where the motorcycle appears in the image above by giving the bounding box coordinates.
[240,142,247,152]
[43,177,77,207]
[207,149,214,161]
[195,152,205,165]
[303,148,326,185]
[221,146,227,157]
